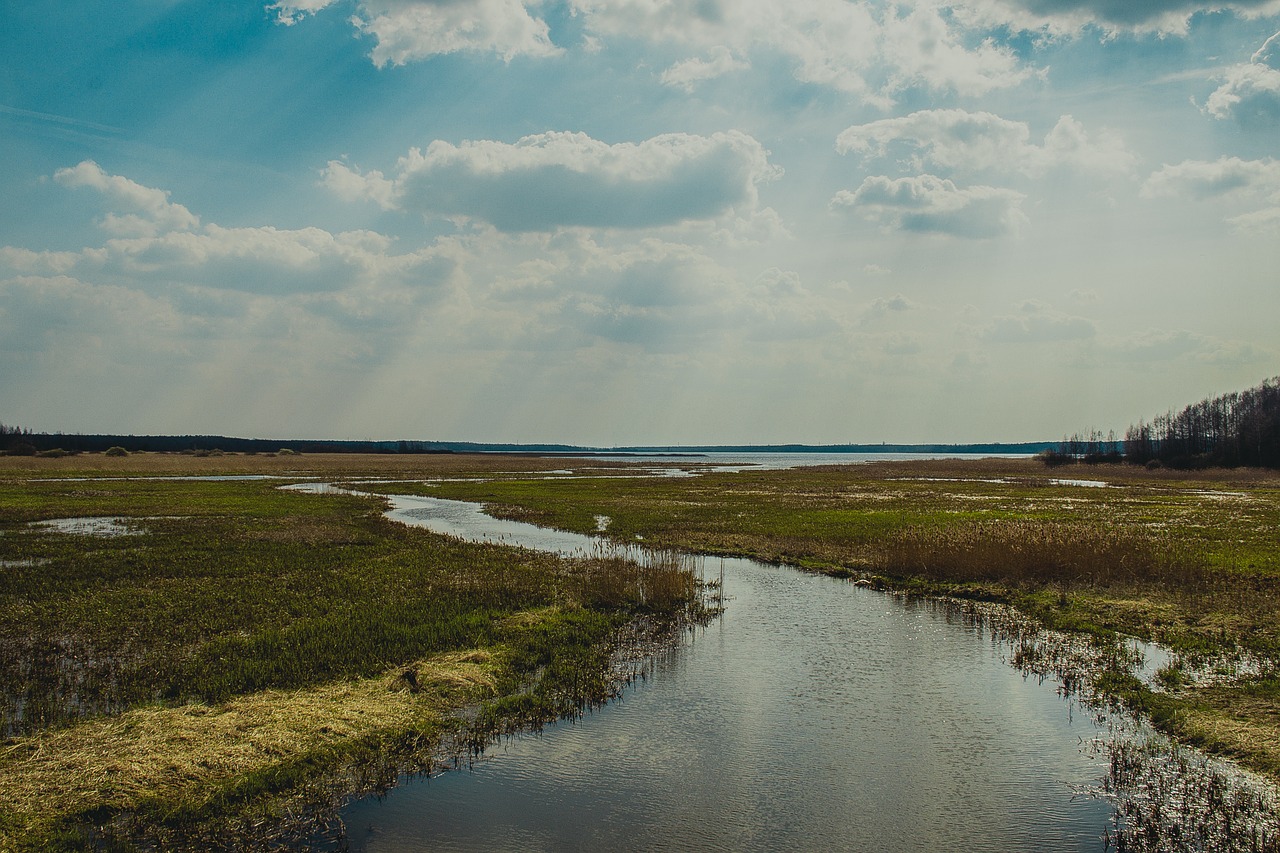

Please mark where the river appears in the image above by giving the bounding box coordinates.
[336,493,1117,851]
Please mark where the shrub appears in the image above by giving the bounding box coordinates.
[35,449,68,458]
[104,446,129,457]
[5,442,37,457]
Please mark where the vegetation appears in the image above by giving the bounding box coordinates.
[5,447,1280,845]
[1046,376,1280,470]
[1124,376,1280,469]
[0,453,708,850]
[395,456,1280,781]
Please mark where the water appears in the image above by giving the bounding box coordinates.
[339,495,1117,852]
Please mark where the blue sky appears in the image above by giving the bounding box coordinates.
[2,0,1278,444]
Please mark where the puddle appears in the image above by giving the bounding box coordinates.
[30,517,141,537]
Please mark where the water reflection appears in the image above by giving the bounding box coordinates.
[341,500,1115,852]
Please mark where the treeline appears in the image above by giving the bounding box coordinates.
[1044,376,1280,470]
[0,428,454,456]
[1123,376,1280,469]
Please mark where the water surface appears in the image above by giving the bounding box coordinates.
[341,496,1115,852]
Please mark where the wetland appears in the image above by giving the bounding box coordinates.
[2,452,1279,850]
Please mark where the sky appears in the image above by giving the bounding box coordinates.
[1,1,1278,445]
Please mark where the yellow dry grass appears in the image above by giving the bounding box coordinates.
[1181,705,1280,778]
[0,650,497,843]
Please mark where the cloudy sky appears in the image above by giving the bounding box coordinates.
[2,1,1277,445]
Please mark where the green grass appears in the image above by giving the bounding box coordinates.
[0,460,708,849]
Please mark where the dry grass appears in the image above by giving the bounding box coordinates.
[0,650,497,846]
[0,451,646,480]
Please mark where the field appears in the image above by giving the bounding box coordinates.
[2,451,1279,849]
[0,453,706,850]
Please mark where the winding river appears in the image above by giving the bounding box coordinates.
[333,493,1120,851]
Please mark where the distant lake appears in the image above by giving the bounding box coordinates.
[339,494,1115,852]
[592,450,1035,470]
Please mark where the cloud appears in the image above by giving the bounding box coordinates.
[1101,329,1269,365]
[831,174,1027,238]
[865,294,915,319]
[325,130,780,231]
[660,46,748,92]
[954,0,1280,36]
[271,0,561,64]
[268,0,339,25]
[1141,157,1280,200]
[836,109,1134,177]
[568,0,1030,103]
[0,275,191,360]
[1227,205,1280,232]
[878,6,1035,96]
[1204,32,1280,126]
[54,160,200,236]
[5,163,456,300]
[982,301,1096,343]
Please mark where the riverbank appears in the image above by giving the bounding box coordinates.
[0,455,709,850]
[398,456,1280,784]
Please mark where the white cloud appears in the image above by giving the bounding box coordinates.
[1100,329,1269,365]
[982,301,1096,343]
[54,160,200,236]
[326,130,780,231]
[879,6,1034,96]
[836,109,1134,177]
[6,163,457,300]
[1204,32,1280,126]
[268,0,339,25]
[660,46,748,92]
[832,174,1027,238]
[1227,205,1280,232]
[568,0,1030,103]
[954,0,1280,36]
[271,0,560,64]
[1141,157,1280,200]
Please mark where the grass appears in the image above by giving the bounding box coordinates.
[5,450,1280,845]
[395,456,1280,782]
[0,453,709,850]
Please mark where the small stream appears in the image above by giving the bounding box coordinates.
[336,492,1120,852]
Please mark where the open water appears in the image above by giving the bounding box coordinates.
[340,494,1117,852]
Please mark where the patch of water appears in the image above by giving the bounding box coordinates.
[338,494,1124,852]
[31,517,140,537]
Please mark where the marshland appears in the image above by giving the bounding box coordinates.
[2,451,1280,850]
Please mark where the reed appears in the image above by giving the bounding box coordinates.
[0,464,707,849]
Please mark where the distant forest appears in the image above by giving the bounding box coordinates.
[1051,376,1280,470]
[4,377,1279,469]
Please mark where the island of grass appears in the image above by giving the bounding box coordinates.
[3,451,1280,849]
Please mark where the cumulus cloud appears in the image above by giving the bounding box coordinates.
[567,0,1030,103]
[982,301,1096,343]
[878,6,1035,96]
[1204,31,1280,126]
[831,174,1027,238]
[325,130,780,231]
[4,163,456,300]
[1141,157,1280,200]
[271,0,560,64]
[54,160,200,236]
[660,46,748,91]
[268,0,338,25]
[1141,157,1280,231]
[954,0,1280,36]
[836,109,1134,177]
